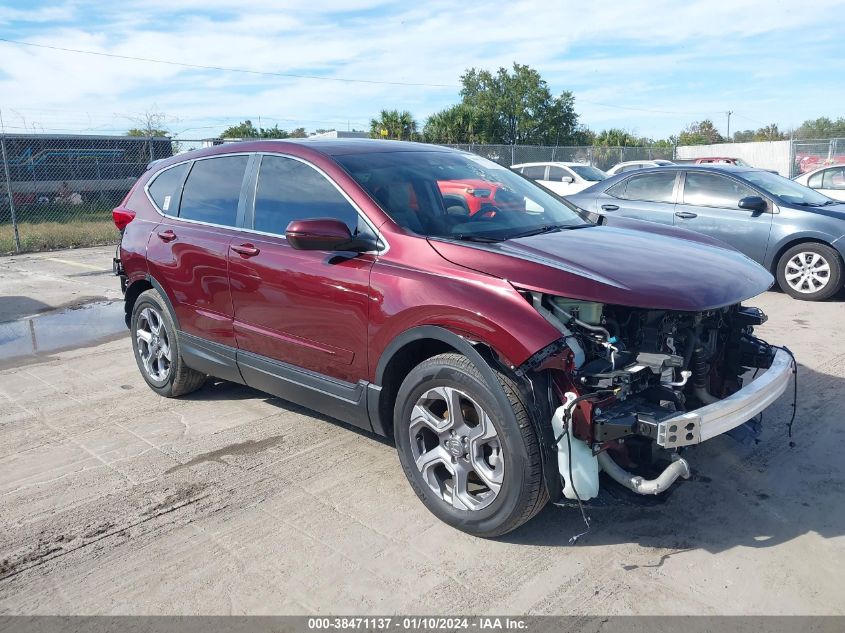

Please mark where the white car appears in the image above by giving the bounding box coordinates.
[511,162,607,196]
[793,164,845,201]
[605,159,675,175]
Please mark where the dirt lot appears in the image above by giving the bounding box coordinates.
[1,246,844,615]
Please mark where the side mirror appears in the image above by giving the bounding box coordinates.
[561,176,574,183]
[286,218,369,251]
[738,196,767,212]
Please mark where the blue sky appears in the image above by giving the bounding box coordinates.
[0,0,843,140]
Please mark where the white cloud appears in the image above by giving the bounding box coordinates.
[0,0,843,138]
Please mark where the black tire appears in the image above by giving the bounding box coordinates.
[130,289,206,397]
[394,353,547,537]
[776,242,843,301]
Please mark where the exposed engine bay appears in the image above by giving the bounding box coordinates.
[521,292,792,504]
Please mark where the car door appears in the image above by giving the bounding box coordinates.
[599,170,679,224]
[521,165,550,191]
[228,153,378,389]
[145,154,251,349]
[809,167,845,201]
[545,165,578,196]
[673,171,773,262]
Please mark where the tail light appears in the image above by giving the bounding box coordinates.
[112,207,136,231]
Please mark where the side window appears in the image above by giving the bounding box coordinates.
[147,162,189,214]
[522,165,547,181]
[683,172,755,208]
[253,155,366,236]
[547,166,570,181]
[613,172,676,203]
[808,171,823,188]
[822,167,845,190]
[179,156,249,226]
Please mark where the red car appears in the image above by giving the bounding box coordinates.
[436,178,526,215]
[114,140,794,537]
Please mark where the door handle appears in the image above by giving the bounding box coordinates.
[157,229,177,242]
[601,204,619,211]
[675,211,698,219]
[231,243,260,257]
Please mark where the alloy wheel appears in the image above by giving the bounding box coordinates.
[409,386,504,511]
[136,306,172,382]
[784,251,831,294]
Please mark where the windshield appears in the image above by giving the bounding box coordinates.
[742,170,834,206]
[569,165,607,181]
[336,150,590,241]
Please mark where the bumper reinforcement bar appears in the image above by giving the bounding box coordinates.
[657,348,795,448]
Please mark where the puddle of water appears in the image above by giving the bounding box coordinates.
[0,300,126,368]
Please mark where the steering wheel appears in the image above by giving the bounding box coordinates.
[468,205,500,221]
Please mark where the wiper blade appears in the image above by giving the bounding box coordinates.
[449,233,502,243]
[508,223,590,240]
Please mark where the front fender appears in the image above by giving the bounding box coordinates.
[368,280,561,381]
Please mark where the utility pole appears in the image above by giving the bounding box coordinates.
[726,110,733,140]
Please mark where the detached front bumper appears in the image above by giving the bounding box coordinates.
[657,348,795,448]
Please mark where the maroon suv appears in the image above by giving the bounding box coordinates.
[114,139,795,537]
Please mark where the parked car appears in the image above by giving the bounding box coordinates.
[674,157,752,166]
[795,153,845,175]
[606,159,674,175]
[114,140,793,537]
[793,164,845,201]
[567,165,845,300]
[436,178,526,215]
[511,161,606,195]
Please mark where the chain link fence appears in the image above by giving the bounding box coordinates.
[0,134,181,254]
[3,133,842,254]
[442,144,675,170]
[791,138,845,177]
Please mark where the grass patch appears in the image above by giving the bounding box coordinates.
[0,219,120,254]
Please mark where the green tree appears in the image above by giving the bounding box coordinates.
[732,129,755,142]
[369,109,418,140]
[220,120,292,139]
[570,127,596,146]
[593,128,639,147]
[678,119,724,145]
[753,124,787,141]
[459,63,579,145]
[423,104,481,144]
[794,117,845,140]
[126,110,170,137]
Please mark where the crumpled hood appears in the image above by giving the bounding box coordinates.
[428,217,774,311]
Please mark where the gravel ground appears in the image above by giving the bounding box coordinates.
[1,246,844,615]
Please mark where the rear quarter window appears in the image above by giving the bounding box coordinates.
[147,162,190,214]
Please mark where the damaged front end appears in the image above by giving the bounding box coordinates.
[519,292,796,502]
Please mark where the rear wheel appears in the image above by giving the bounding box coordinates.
[394,353,547,537]
[776,243,842,301]
[130,289,206,397]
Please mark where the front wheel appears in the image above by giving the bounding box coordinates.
[776,243,842,301]
[394,353,547,537]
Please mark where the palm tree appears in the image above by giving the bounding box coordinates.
[423,104,479,144]
[369,109,419,141]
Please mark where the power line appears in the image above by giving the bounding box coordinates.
[0,37,458,89]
